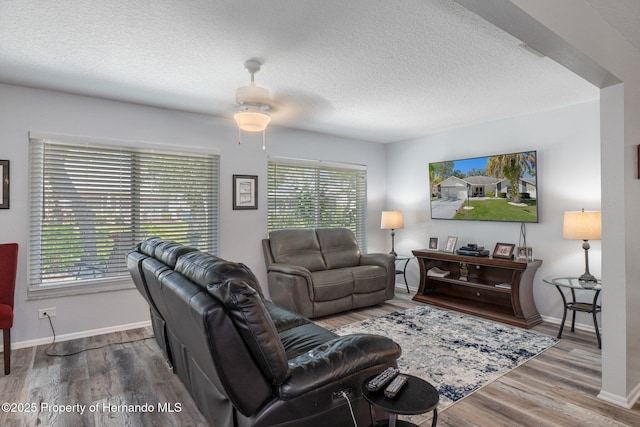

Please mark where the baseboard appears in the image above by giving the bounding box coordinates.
[597,387,639,409]
[540,314,599,334]
[627,381,640,408]
[2,320,152,352]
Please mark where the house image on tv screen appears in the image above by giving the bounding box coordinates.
[429,151,538,223]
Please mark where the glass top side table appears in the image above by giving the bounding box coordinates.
[543,276,602,348]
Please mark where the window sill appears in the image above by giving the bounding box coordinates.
[27,277,136,300]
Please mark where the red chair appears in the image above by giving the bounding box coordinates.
[0,243,18,375]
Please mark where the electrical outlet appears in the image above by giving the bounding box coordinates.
[332,388,352,400]
[38,307,56,319]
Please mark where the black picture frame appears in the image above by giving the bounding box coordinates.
[493,242,515,259]
[233,175,258,210]
[428,237,439,251]
[0,160,8,209]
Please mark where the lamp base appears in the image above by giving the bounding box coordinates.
[579,272,598,283]
[579,240,598,283]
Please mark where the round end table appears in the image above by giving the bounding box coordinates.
[363,373,439,427]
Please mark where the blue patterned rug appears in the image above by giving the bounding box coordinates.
[333,304,558,424]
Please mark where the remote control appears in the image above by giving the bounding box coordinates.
[366,367,399,392]
[384,374,408,398]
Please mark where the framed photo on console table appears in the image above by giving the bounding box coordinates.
[444,236,458,253]
[428,237,439,251]
[493,242,515,259]
[516,246,534,262]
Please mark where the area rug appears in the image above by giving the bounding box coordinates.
[333,305,558,424]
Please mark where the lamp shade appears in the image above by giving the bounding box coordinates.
[562,210,602,240]
[234,109,271,132]
[381,211,404,230]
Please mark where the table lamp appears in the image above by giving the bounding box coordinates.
[381,211,404,256]
[562,209,601,282]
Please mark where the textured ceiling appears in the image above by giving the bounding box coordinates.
[586,0,640,51]
[0,0,621,143]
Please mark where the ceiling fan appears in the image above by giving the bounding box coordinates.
[231,58,331,149]
[233,59,272,149]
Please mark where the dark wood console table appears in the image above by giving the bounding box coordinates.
[412,250,542,328]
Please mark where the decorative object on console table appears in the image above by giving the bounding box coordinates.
[427,267,449,278]
[381,211,404,256]
[232,175,258,210]
[428,237,439,251]
[516,246,530,262]
[0,160,8,209]
[562,209,601,282]
[443,235,458,253]
[492,242,515,259]
[459,262,469,281]
[412,249,543,328]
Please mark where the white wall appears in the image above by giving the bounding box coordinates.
[386,100,601,324]
[0,83,388,345]
[0,82,606,347]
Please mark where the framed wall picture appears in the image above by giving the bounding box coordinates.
[428,237,439,251]
[0,160,8,209]
[444,236,458,253]
[493,242,515,259]
[233,175,258,210]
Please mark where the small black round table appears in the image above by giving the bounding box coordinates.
[362,373,439,427]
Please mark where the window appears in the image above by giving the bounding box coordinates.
[29,137,219,297]
[267,158,367,249]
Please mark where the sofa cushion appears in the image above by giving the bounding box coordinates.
[315,228,361,269]
[175,251,265,299]
[278,323,338,359]
[264,301,310,332]
[269,229,326,272]
[149,239,198,268]
[207,280,289,385]
[139,237,163,257]
[351,265,388,293]
[309,269,354,302]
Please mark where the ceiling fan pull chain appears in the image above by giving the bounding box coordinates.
[262,130,266,150]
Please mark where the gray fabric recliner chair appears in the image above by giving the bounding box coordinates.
[262,228,396,318]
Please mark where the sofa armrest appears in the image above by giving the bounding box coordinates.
[267,263,316,317]
[360,253,396,299]
[277,334,401,399]
[359,253,395,270]
[267,263,314,295]
[268,263,313,280]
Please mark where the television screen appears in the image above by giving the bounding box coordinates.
[429,150,538,223]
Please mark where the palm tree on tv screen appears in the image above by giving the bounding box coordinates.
[486,152,536,203]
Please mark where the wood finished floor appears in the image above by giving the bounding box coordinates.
[1,287,639,427]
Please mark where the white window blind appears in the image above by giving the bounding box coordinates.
[267,158,367,249]
[29,138,219,293]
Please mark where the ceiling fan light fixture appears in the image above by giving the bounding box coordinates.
[234,106,271,132]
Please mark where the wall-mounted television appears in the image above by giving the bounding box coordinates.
[429,150,538,223]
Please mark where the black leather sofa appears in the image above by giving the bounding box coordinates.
[127,238,401,427]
